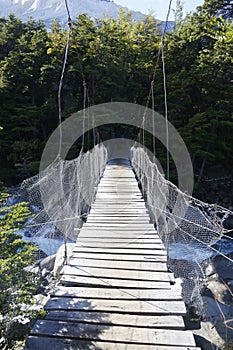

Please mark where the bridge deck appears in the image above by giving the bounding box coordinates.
[25,164,200,349]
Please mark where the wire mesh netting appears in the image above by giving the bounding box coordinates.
[131,145,233,323]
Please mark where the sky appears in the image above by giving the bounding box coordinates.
[114,0,205,20]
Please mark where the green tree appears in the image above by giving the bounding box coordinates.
[163,0,233,178]
[0,192,40,348]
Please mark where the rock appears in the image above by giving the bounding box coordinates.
[206,275,232,304]
[227,280,233,293]
[39,254,56,272]
[24,231,32,238]
[202,295,233,321]
[41,268,48,278]
[33,294,49,309]
[192,296,233,348]
[53,243,75,278]
[194,334,218,350]
[205,261,215,277]
[223,215,233,230]
[225,230,233,238]
[212,253,233,281]
[24,265,40,274]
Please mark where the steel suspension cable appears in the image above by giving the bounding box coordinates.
[138,0,173,175]
[57,0,72,264]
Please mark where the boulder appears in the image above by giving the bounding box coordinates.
[212,253,233,281]
[206,274,232,304]
[192,296,233,348]
[39,254,56,272]
[223,215,233,230]
[53,243,75,278]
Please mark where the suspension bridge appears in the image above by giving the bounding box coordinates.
[25,158,201,350]
[22,0,231,347]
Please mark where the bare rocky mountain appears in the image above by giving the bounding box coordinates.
[0,0,146,23]
[0,0,174,30]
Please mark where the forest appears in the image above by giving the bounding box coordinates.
[0,0,232,204]
[0,0,232,347]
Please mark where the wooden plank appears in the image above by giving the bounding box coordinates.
[77,228,157,234]
[77,234,160,239]
[97,189,141,193]
[51,286,183,301]
[76,228,157,234]
[86,218,151,223]
[45,297,186,315]
[45,310,185,329]
[69,258,168,271]
[88,214,149,218]
[72,247,167,256]
[77,233,158,240]
[94,201,144,204]
[71,252,167,262]
[74,245,165,251]
[60,275,171,289]
[76,238,161,243]
[25,337,201,350]
[75,242,165,249]
[95,197,143,201]
[83,223,155,228]
[61,266,173,282]
[30,321,197,346]
[90,207,148,211]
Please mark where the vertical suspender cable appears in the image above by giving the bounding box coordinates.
[57,0,72,264]
[81,81,87,151]
[161,0,173,181]
[58,16,72,157]
[139,0,173,174]
[161,39,170,180]
[151,81,156,156]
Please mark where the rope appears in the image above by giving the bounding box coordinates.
[57,0,73,264]
[137,0,173,179]
[151,81,156,156]
[161,39,170,180]
[57,13,72,157]
[64,0,72,23]
[81,81,87,151]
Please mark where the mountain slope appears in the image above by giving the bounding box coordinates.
[0,0,146,23]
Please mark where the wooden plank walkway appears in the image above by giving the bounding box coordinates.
[25,163,200,349]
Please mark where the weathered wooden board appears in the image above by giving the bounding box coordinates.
[76,238,161,243]
[93,200,145,204]
[75,242,165,249]
[25,337,201,350]
[77,233,158,240]
[51,286,183,301]
[68,258,168,271]
[76,228,157,234]
[61,265,173,282]
[75,241,164,247]
[86,218,151,223]
[30,321,196,346]
[71,252,168,262]
[90,207,148,211]
[45,297,186,315]
[72,247,167,256]
[83,224,155,229]
[60,275,171,289]
[45,310,185,329]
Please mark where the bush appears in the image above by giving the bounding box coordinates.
[0,192,41,349]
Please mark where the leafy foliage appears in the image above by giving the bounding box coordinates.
[0,2,232,192]
[0,192,40,348]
